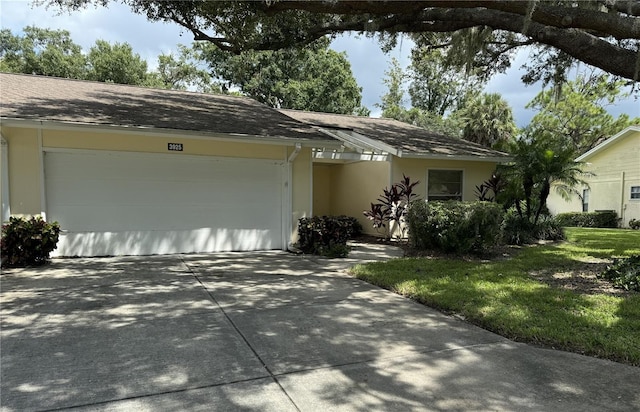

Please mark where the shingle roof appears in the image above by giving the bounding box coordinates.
[280,109,510,160]
[0,73,331,142]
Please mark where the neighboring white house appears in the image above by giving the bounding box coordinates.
[547,125,640,227]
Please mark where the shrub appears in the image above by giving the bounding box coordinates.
[297,215,360,258]
[406,201,504,254]
[629,219,640,230]
[555,211,619,228]
[501,209,536,245]
[363,174,420,239]
[597,255,640,291]
[1,216,61,267]
[501,209,565,245]
[534,215,566,242]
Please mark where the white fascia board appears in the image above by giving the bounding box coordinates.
[317,127,398,156]
[403,152,512,163]
[576,125,640,162]
[0,117,344,149]
[313,150,390,162]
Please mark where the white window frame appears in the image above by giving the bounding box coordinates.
[582,188,590,212]
[426,169,464,202]
[631,186,640,200]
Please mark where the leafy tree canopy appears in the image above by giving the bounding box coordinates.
[86,40,148,84]
[527,71,640,154]
[39,0,640,84]
[0,26,87,78]
[195,37,365,114]
[377,58,463,137]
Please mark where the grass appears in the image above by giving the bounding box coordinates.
[350,227,640,366]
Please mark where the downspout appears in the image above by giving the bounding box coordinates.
[286,143,302,251]
[38,127,47,220]
[1,134,10,222]
[620,171,626,227]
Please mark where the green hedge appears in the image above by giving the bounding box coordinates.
[406,201,504,254]
[555,211,619,228]
[297,215,362,258]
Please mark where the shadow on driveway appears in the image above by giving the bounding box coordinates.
[1,246,639,411]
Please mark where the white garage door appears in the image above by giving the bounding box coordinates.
[45,150,285,256]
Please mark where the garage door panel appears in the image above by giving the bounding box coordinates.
[45,151,284,256]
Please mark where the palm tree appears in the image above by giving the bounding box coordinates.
[458,92,517,150]
[505,129,590,225]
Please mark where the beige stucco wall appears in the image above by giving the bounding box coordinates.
[1,126,43,216]
[313,157,498,236]
[392,157,498,202]
[290,147,313,243]
[548,130,640,227]
[313,161,390,236]
[313,163,333,216]
[42,129,285,159]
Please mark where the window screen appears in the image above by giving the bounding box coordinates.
[428,170,463,201]
[582,188,590,212]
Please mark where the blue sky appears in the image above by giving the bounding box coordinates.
[2,0,638,127]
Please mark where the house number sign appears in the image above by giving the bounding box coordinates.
[168,143,183,151]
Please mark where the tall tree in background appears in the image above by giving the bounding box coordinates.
[527,71,640,154]
[86,40,148,85]
[0,26,87,78]
[195,37,365,114]
[378,58,406,120]
[458,93,517,150]
[41,1,640,83]
[146,44,218,92]
[408,47,481,116]
[377,58,462,136]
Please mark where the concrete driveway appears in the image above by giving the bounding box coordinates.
[1,243,639,411]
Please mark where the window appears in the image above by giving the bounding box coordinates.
[582,188,590,212]
[428,170,463,201]
[632,186,640,200]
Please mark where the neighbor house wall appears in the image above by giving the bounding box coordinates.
[547,131,640,227]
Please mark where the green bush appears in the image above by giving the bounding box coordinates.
[555,211,619,228]
[534,215,566,242]
[629,219,640,230]
[598,255,640,291]
[406,201,504,254]
[1,216,61,267]
[501,209,565,245]
[297,215,360,258]
[501,209,536,245]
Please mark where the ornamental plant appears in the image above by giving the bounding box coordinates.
[1,216,61,267]
[363,174,420,239]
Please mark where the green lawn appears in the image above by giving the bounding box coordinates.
[351,227,640,365]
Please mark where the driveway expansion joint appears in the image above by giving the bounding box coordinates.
[178,255,302,412]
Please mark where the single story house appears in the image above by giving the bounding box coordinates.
[0,73,509,257]
[547,125,640,227]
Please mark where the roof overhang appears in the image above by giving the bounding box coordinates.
[576,125,640,162]
[317,127,399,156]
[401,152,512,163]
[0,117,344,149]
